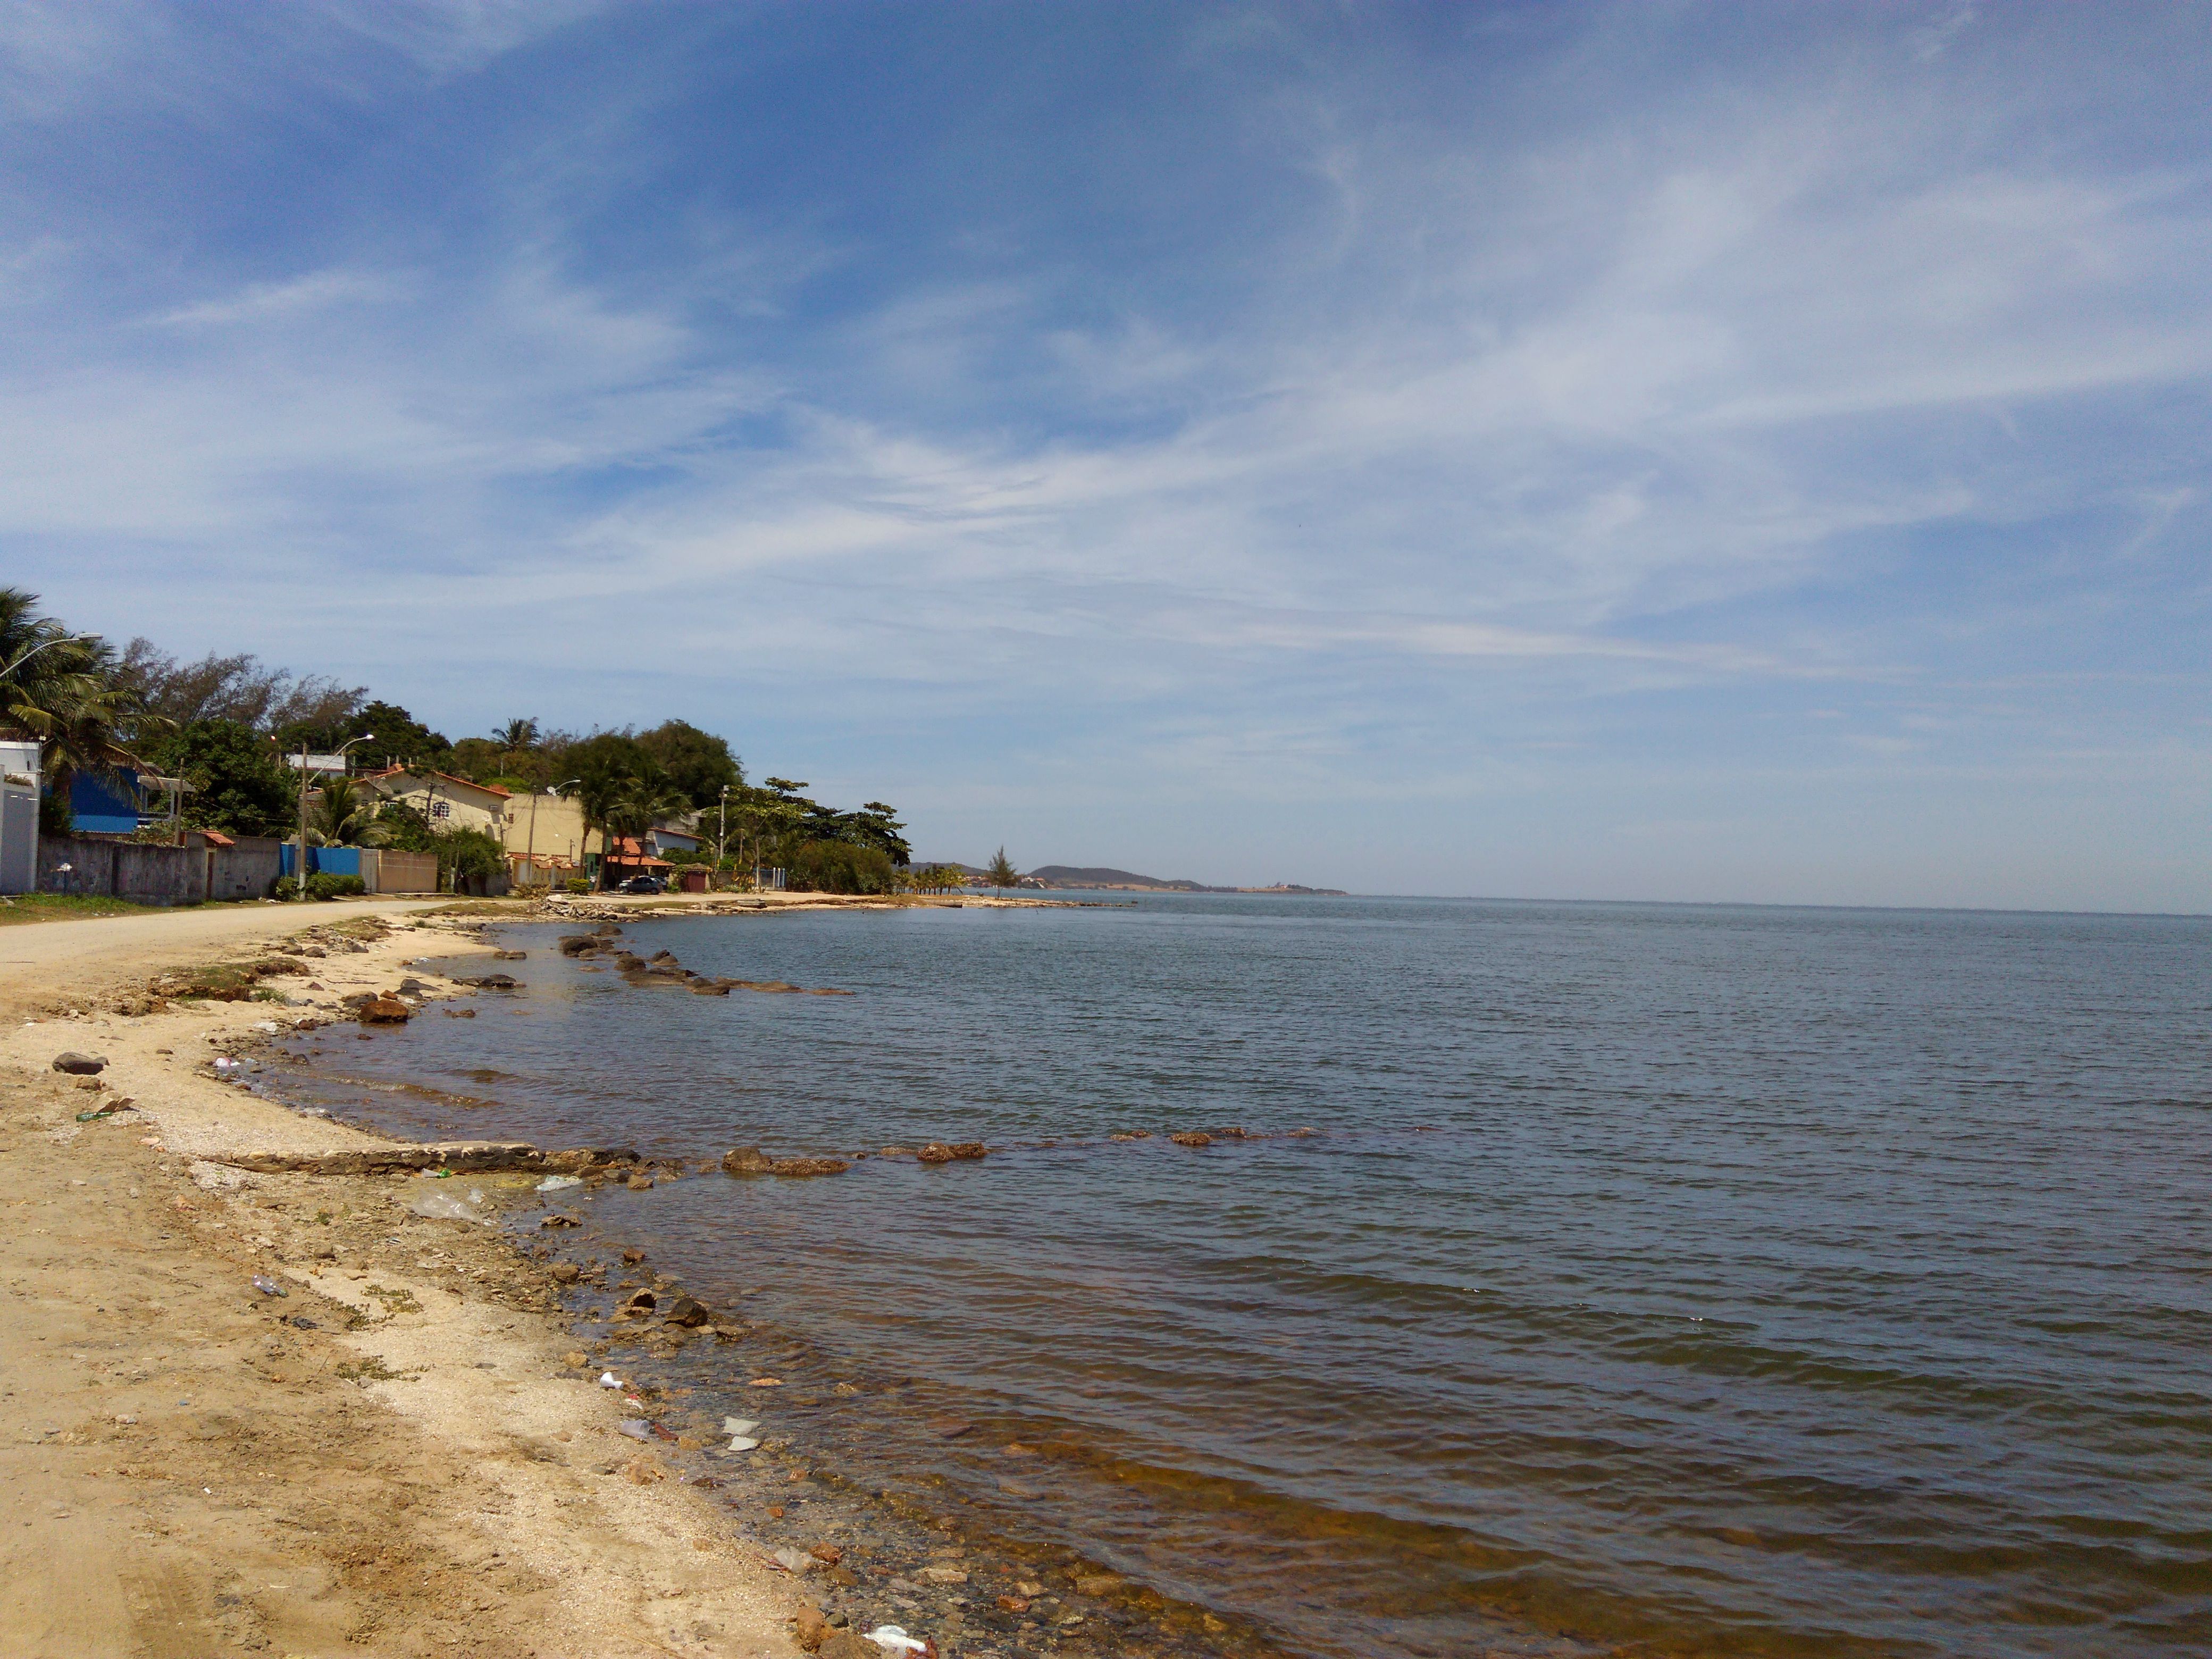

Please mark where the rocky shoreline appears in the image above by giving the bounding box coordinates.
[1,897,1290,1659]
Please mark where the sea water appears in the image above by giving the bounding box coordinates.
[273,896,2212,1658]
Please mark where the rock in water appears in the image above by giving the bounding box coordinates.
[358,998,411,1025]
[916,1141,987,1163]
[51,1052,107,1075]
[722,1146,775,1175]
[1169,1131,1211,1147]
[771,1157,849,1178]
[664,1294,710,1327]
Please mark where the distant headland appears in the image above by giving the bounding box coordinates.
[925,862,1348,896]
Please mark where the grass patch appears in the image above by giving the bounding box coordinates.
[0,892,168,925]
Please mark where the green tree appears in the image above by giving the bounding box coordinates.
[307,777,389,848]
[142,718,292,836]
[636,719,742,809]
[276,700,448,770]
[0,587,133,789]
[783,839,896,895]
[986,847,1018,895]
[434,826,508,894]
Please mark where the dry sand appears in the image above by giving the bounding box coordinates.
[0,899,816,1658]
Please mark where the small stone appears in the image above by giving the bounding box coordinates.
[51,1052,107,1075]
[626,1174,654,1191]
[563,1350,589,1367]
[550,1262,581,1283]
[621,1248,646,1264]
[793,1605,828,1651]
[996,1595,1030,1613]
[920,1564,969,1585]
[816,1633,875,1659]
[809,1542,843,1564]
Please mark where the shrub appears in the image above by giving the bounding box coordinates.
[271,873,367,901]
[783,839,896,895]
[564,876,591,894]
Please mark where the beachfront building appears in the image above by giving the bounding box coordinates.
[356,767,513,836]
[501,789,604,888]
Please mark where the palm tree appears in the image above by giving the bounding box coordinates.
[574,762,685,889]
[0,587,136,791]
[492,718,539,771]
[306,777,389,848]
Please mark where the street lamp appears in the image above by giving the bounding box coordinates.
[716,784,732,890]
[291,733,371,900]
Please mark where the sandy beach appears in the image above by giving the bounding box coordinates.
[0,898,828,1659]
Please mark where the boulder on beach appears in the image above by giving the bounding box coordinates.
[358,998,412,1025]
[51,1052,107,1075]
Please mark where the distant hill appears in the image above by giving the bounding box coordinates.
[1025,865,1211,891]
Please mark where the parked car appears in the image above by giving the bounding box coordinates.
[616,873,666,894]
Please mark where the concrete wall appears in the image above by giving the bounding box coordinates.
[37,834,207,903]
[366,850,439,894]
[209,837,282,901]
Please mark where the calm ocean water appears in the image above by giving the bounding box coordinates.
[273,896,2212,1658]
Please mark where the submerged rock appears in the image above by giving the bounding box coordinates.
[916,1142,987,1164]
[722,1146,775,1175]
[1169,1131,1211,1147]
[664,1293,710,1327]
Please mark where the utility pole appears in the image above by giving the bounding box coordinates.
[295,741,311,900]
[717,785,730,890]
[527,780,579,892]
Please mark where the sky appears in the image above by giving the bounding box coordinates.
[2,2,2207,909]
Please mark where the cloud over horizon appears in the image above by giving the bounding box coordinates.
[4,2,2208,908]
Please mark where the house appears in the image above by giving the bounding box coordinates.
[648,821,702,857]
[500,791,603,865]
[356,767,513,837]
[600,835,674,885]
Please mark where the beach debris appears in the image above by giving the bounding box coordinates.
[74,1095,137,1121]
[664,1293,710,1327]
[1169,1131,1212,1147]
[250,1275,288,1298]
[358,996,411,1025]
[864,1626,932,1655]
[915,1142,987,1164]
[722,1417,760,1436]
[535,1174,583,1192]
[615,1419,654,1442]
[406,1185,492,1224]
[598,1372,623,1388]
[253,1019,280,1033]
[726,1435,761,1452]
[51,1052,107,1075]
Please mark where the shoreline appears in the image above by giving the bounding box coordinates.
[0,896,1262,1659]
[0,901,831,1658]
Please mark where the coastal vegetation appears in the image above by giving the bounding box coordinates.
[2,588,928,895]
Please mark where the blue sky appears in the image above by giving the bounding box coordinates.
[4,2,2207,908]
